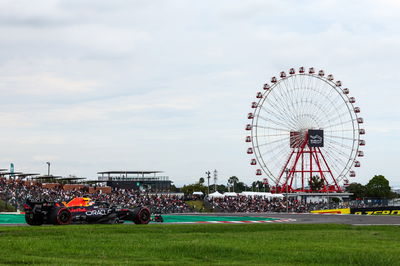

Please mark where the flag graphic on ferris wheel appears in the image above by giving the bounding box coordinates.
[246,67,365,193]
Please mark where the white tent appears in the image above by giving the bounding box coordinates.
[223,192,238,197]
[193,191,204,195]
[208,191,224,198]
[239,191,283,198]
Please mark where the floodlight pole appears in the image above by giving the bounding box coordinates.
[213,169,217,192]
[205,171,211,195]
[285,168,290,213]
[46,162,51,176]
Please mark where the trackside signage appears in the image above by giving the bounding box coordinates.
[351,206,400,215]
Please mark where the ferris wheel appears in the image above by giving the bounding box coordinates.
[245,67,365,193]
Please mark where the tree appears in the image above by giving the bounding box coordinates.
[235,182,247,193]
[252,181,264,192]
[345,182,366,199]
[216,184,228,193]
[169,184,180,193]
[199,177,205,185]
[308,175,324,191]
[365,175,392,198]
[228,176,239,192]
[181,182,207,195]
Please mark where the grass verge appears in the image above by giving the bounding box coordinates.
[185,200,211,212]
[0,223,399,265]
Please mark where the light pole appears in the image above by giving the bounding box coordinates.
[46,162,51,176]
[213,169,217,192]
[205,171,211,195]
[285,168,290,213]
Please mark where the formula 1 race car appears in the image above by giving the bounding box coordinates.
[23,197,155,226]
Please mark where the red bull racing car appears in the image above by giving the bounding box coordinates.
[23,197,158,225]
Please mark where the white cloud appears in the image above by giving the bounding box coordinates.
[0,0,399,186]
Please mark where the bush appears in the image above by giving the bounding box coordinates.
[0,200,16,212]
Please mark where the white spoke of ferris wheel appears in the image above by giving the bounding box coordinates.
[323,119,354,130]
[266,86,294,122]
[257,133,288,138]
[323,109,352,129]
[259,105,298,130]
[254,136,287,149]
[267,88,299,127]
[261,144,291,170]
[277,78,306,124]
[322,146,352,177]
[324,141,353,163]
[325,137,354,152]
[280,78,299,120]
[325,134,355,141]
[257,115,292,130]
[257,111,294,130]
[258,99,291,127]
[324,140,355,164]
[320,149,344,177]
[327,128,355,134]
[255,125,289,132]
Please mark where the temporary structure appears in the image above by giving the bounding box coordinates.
[208,191,224,198]
[223,192,238,197]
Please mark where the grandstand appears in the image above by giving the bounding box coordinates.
[97,171,171,192]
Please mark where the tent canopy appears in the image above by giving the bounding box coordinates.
[240,191,283,198]
[223,192,238,197]
[208,191,224,198]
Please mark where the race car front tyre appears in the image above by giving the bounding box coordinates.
[132,207,151,224]
[50,207,72,225]
[25,213,44,226]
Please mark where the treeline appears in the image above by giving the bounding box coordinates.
[180,174,398,200]
[181,176,268,195]
[345,175,396,199]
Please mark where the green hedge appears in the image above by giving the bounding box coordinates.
[0,200,16,212]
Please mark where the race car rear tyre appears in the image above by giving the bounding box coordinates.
[50,207,72,225]
[25,213,44,226]
[133,207,151,224]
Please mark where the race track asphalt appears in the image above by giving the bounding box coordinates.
[168,213,400,225]
[2,213,400,226]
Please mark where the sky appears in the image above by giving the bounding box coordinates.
[0,0,399,187]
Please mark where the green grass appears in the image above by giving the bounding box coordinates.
[0,224,399,265]
[185,200,211,212]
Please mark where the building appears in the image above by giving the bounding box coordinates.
[97,171,171,191]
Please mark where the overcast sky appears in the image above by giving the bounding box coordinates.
[0,0,399,187]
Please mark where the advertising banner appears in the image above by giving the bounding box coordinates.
[350,206,400,215]
[308,129,324,147]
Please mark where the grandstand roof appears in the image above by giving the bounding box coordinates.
[79,180,108,184]
[57,177,86,181]
[0,172,23,175]
[13,173,40,178]
[32,175,62,180]
[97,171,163,174]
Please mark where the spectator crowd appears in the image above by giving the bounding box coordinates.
[2,178,368,214]
[0,178,192,214]
[207,195,345,213]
